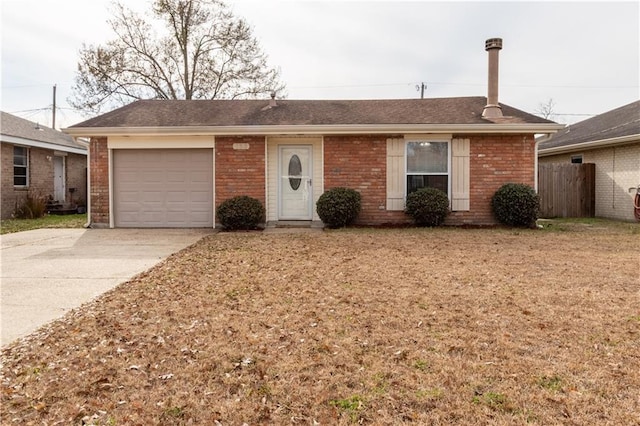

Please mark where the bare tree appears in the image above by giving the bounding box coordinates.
[70,0,285,114]
[536,98,557,120]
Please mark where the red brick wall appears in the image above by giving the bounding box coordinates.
[448,134,536,225]
[215,136,266,209]
[89,137,109,226]
[324,135,408,225]
[83,133,535,228]
[324,134,536,226]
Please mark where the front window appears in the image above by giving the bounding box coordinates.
[13,146,28,187]
[406,141,449,194]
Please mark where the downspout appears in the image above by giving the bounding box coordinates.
[534,133,553,192]
[73,137,91,228]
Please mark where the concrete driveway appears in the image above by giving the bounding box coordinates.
[0,228,214,347]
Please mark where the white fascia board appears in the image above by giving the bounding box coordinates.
[1,134,87,155]
[63,123,565,137]
[538,134,640,156]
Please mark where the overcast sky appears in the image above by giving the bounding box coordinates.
[1,0,638,129]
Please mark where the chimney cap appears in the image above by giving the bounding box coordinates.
[485,38,503,51]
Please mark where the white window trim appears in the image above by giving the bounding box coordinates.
[13,145,29,188]
[404,137,452,200]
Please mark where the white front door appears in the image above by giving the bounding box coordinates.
[279,146,313,220]
[53,156,65,202]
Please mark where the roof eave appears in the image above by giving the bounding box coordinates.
[538,134,640,156]
[63,123,565,137]
[1,134,87,155]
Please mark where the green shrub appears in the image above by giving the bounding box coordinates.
[491,183,539,227]
[216,196,265,230]
[405,187,450,226]
[316,187,361,228]
[14,192,48,219]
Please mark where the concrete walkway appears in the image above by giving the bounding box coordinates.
[0,228,214,347]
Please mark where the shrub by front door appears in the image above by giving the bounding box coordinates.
[279,146,313,220]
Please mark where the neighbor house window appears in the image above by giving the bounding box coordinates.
[570,155,583,164]
[406,140,449,195]
[13,146,28,187]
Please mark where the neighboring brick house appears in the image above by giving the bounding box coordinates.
[1,112,88,220]
[63,38,563,229]
[539,101,640,222]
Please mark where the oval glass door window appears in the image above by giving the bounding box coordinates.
[288,154,302,190]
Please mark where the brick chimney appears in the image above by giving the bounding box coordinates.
[482,38,503,119]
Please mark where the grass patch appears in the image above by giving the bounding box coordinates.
[538,375,563,392]
[1,213,86,234]
[537,217,639,233]
[330,395,365,422]
[472,392,512,412]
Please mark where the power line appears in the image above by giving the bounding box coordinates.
[290,81,638,90]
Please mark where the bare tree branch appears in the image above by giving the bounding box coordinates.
[536,98,557,120]
[69,0,285,115]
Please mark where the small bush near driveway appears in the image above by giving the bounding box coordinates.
[216,195,265,230]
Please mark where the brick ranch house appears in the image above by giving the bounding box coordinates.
[1,111,87,219]
[63,38,563,229]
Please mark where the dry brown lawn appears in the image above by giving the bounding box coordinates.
[2,221,639,425]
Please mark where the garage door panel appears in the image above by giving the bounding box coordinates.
[119,170,139,182]
[142,171,165,182]
[167,171,186,182]
[113,149,213,227]
[190,171,211,183]
[166,191,188,203]
[141,191,164,203]
[118,191,140,203]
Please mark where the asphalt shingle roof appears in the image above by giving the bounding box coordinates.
[539,100,640,150]
[69,97,553,129]
[1,111,86,151]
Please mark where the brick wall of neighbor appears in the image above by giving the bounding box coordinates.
[0,143,32,219]
[324,135,409,225]
[324,134,537,226]
[1,143,87,219]
[215,136,266,209]
[89,137,110,226]
[66,153,87,208]
[1,143,21,219]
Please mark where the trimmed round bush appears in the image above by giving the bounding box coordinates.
[216,195,265,230]
[491,183,539,227]
[405,187,450,227]
[316,187,361,228]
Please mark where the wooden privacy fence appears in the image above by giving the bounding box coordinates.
[538,163,596,218]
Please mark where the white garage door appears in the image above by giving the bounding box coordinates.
[113,149,213,227]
